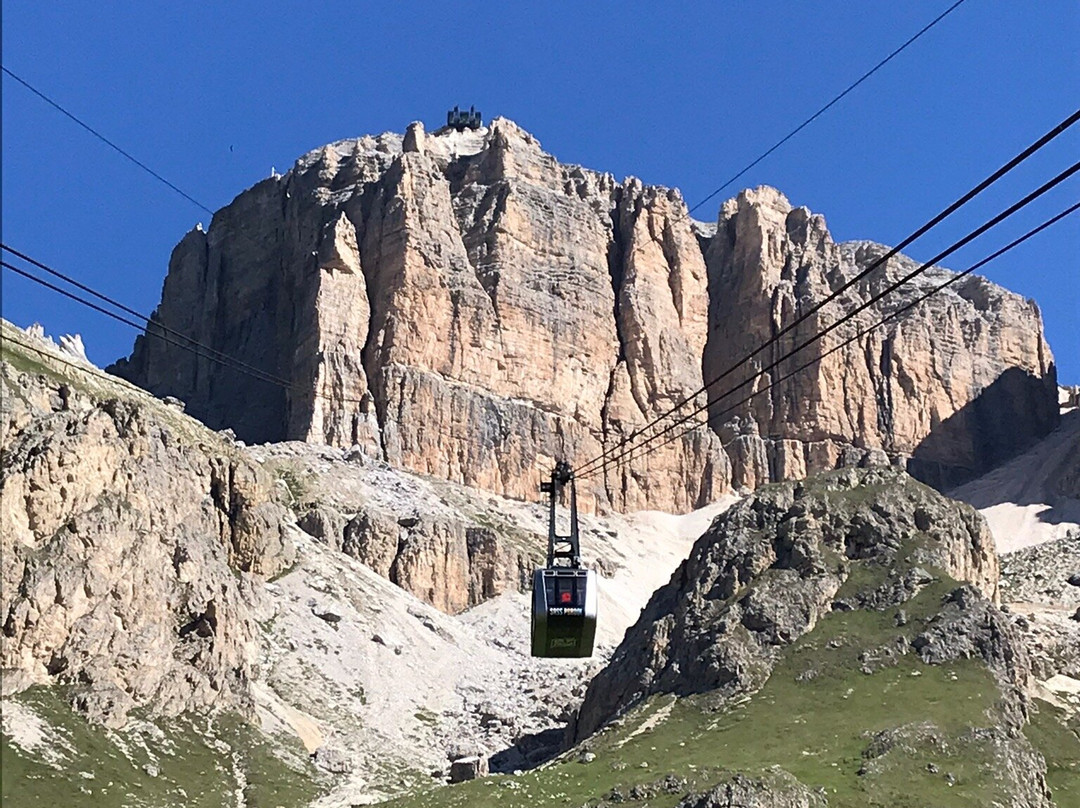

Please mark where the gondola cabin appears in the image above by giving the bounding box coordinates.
[531,567,598,657]
[530,462,598,658]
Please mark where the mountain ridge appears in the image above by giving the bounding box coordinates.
[109,118,1057,511]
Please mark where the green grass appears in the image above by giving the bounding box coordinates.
[0,343,55,382]
[381,580,1021,808]
[1,321,139,406]
[1025,699,1080,806]
[266,461,316,508]
[2,688,322,808]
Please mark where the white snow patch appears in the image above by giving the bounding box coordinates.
[951,410,1080,553]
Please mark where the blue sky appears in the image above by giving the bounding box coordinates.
[2,1,1077,381]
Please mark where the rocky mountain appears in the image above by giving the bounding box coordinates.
[1,321,297,728]
[374,468,1076,807]
[3,324,1078,807]
[1,118,1072,808]
[706,196,1057,492]
[537,469,1073,807]
[1,322,726,804]
[110,119,1057,512]
[572,467,1004,740]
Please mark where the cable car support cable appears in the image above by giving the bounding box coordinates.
[575,107,1080,479]
[577,189,1080,480]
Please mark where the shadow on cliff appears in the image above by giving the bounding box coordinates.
[947,409,1080,529]
[907,366,1058,492]
[488,727,565,774]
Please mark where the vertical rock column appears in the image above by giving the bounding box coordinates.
[601,181,730,509]
[703,187,1058,489]
[287,210,378,449]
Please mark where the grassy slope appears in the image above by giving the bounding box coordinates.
[1,321,236,453]
[383,579,1036,808]
[1,688,321,808]
[1026,700,1080,806]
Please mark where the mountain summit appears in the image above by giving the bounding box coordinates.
[111,119,1057,510]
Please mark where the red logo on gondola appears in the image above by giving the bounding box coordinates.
[560,592,572,604]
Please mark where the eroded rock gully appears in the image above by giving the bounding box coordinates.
[111,119,1057,512]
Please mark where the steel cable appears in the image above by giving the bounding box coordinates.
[578,187,1080,480]
[576,108,1080,477]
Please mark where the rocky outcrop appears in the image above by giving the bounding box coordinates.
[112,120,1057,509]
[565,467,1059,807]
[1060,385,1080,411]
[679,771,826,808]
[1001,533,1080,608]
[706,190,1058,490]
[1,325,296,725]
[1000,533,1080,681]
[297,501,536,614]
[572,467,1007,741]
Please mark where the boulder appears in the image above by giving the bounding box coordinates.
[448,755,488,783]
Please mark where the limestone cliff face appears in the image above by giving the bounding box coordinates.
[112,120,1057,509]
[296,499,537,615]
[705,187,1058,491]
[1,327,296,724]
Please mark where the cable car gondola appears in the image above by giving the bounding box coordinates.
[531,461,597,658]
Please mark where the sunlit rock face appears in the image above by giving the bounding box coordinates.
[703,187,1058,492]
[1,342,296,725]
[112,120,1057,510]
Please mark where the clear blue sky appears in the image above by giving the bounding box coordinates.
[3,1,1077,381]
